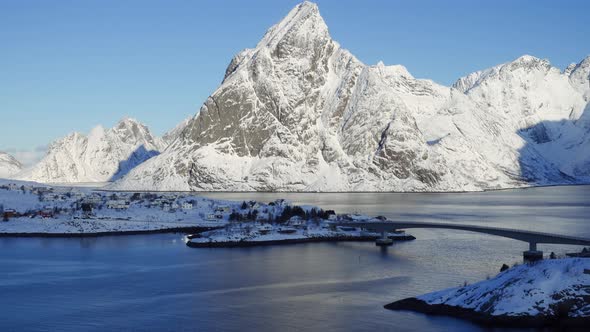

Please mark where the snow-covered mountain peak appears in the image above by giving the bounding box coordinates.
[112,117,157,146]
[111,2,590,192]
[256,1,329,54]
[454,55,556,93]
[0,152,23,178]
[512,54,542,64]
[375,61,414,79]
[568,55,590,99]
[16,118,163,183]
[161,116,192,147]
[452,65,501,93]
[564,62,578,76]
[505,55,552,73]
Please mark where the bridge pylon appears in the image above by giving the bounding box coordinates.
[375,231,393,246]
[524,242,543,262]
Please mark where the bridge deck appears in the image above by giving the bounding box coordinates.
[334,221,590,247]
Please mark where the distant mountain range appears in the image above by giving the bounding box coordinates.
[13,118,185,183]
[5,1,590,191]
[110,2,590,191]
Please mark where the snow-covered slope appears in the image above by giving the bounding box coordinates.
[16,118,163,183]
[415,258,590,319]
[568,56,590,101]
[0,152,22,178]
[161,115,192,148]
[112,2,590,192]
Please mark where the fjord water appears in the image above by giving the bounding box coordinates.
[1,186,589,331]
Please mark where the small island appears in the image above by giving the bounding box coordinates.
[386,258,590,328]
[186,219,415,248]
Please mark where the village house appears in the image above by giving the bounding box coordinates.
[31,187,52,195]
[258,224,272,235]
[181,202,193,210]
[3,208,16,219]
[39,208,54,219]
[71,191,86,200]
[7,183,19,191]
[215,206,231,213]
[288,216,306,228]
[207,213,224,221]
[83,194,103,205]
[43,194,67,202]
[106,200,130,210]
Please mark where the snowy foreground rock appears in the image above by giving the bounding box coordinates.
[386,258,590,328]
[111,1,590,192]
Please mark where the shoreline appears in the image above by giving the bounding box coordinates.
[186,235,416,248]
[94,182,589,194]
[0,226,220,238]
[385,297,590,329]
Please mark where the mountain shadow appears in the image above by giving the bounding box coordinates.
[516,113,590,186]
[109,145,160,182]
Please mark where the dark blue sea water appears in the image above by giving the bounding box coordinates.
[1,185,589,331]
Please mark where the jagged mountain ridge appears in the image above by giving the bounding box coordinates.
[161,116,193,148]
[0,152,23,178]
[15,118,164,183]
[110,1,590,191]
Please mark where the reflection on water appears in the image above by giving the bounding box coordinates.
[0,185,589,331]
[201,185,590,238]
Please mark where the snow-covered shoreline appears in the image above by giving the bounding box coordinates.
[0,180,414,242]
[385,258,590,328]
[187,225,415,248]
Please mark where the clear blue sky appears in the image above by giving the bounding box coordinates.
[1,0,589,158]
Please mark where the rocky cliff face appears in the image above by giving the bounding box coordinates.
[112,2,590,192]
[0,152,22,178]
[16,118,163,183]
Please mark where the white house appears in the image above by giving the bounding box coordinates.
[215,206,231,213]
[182,202,193,210]
[71,191,85,200]
[106,200,129,209]
[288,216,306,227]
[206,213,224,221]
[83,194,102,204]
[50,194,68,202]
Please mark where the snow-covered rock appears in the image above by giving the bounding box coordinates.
[568,56,590,101]
[0,152,22,178]
[16,118,163,183]
[112,2,590,192]
[386,258,590,327]
[161,115,193,148]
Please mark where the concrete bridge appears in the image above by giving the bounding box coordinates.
[334,221,590,261]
